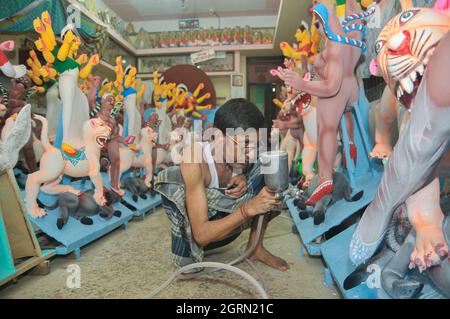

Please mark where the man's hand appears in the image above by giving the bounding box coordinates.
[245,186,283,216]
[225,175,248,198]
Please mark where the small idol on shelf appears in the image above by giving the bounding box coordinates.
[197,29,207,46]
[188,30,197,47]
[135,27,147,49]
[210,28,220,46]
[125,22,136,35]
[233,26,243,45]
[263,31,273,44]
[222,28,231,45]
[169,32,178,48]
[206,28,213,46]
[243,25,252,45]
[160,32,169,48]
[179,31,188,47]
[154,35,161,49]
[253,31,263,44]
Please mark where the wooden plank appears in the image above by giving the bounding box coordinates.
[0,250,55,287]
[0,170,41,260]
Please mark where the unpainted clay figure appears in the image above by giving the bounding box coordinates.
[274,0,375,206]
[349,1,450,271]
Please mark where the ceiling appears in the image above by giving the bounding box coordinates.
[103,0,281,21]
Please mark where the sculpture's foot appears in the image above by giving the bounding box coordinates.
[409,226,449,272]
[369,143,392,159]
[305,180,333,206]
[110,186,125,197]
[349,226,386,266]
[303,173,315,188]
[93,191,107,207]
[144,177,152,189]
[64,186,81,195]
[27,204,47,218]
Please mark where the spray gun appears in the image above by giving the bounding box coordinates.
[260,151,290,200]
[260,150,306,202]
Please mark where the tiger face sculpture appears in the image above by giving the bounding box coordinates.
[374,7,450,108]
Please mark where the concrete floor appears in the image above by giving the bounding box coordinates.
[0,208,339,299]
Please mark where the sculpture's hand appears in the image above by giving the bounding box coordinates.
[284,58,296,70]
[270,67,286,81]
[284,69,304,92]
[272,119,288,130]
[124,135,135,144]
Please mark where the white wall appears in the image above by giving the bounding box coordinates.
[133,15,278,33]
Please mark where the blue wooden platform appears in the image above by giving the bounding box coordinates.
[20,183,134,259]
[321,224,447,299]
[286,88,383,255]
[321,225,379,298]
[287,171,381,256]
[97,173,162,218]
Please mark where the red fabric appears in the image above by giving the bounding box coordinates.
[0,50,9,66]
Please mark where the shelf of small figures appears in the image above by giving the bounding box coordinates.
[137,71,237,79]
[67,0,275,57]
[135,43,274,57]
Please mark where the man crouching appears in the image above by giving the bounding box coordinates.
[154,98,289,271]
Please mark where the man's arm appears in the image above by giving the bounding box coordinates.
[181,161,249,247]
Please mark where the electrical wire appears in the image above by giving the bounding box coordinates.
[145,215,295,299]
[145,215,266,298]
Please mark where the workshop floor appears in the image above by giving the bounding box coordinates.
[0,208,339,299]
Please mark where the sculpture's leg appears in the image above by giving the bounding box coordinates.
[124,94,140,140]
[58,70,77,145]
[302,132,317,187]
[144,153,154,189]
[381,229,424,299]
[344,111,357,165]
[22,134,37,173]
[25,152,64,218]
[57,206,70,230]
[406,178,448,272]
[108,139,124,196]
[312,194,332,225]
[45,84,61,141]
[285,132,295,173]
[370,87,398,159]
[306,94,348,205]
[89,166,106,206]
[350,78,450,266]
[40,176,80,195]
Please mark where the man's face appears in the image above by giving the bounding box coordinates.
[223,130,259,171]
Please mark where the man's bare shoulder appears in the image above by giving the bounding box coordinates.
[180,142,207,186]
